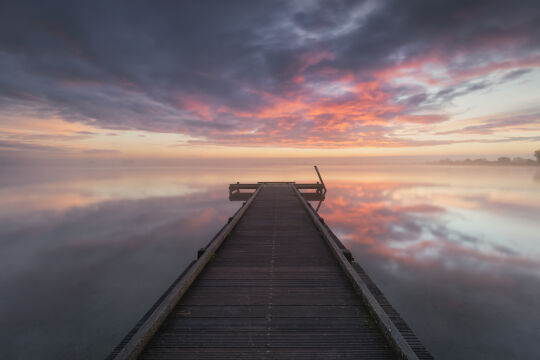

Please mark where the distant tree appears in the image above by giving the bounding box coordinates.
[440,158,453,165]
[535,149,540,163]
[498,157,510,163]
[473,158,488,164]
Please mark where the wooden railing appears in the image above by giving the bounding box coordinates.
[229,166,326,208]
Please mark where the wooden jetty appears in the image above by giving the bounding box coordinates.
[108,167,432,359]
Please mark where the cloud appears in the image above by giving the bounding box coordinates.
[81,149,120,154]
[0,0,539,147]
[0,139,66,153]
[438,112,540,135]
[501,68,533,81]
[0,130,92,142]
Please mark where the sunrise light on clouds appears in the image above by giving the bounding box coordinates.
[1,0,539,162]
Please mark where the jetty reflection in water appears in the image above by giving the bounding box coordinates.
[0,165,539,359]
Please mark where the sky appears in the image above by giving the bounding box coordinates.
[1,0,540,162]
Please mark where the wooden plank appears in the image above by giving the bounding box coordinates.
[137,349,394,360]
[173,305,365,318]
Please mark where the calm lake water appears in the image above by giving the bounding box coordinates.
[1,164,539,359]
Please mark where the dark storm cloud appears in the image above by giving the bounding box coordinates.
[0,0,539,145]
[336,1,540,68]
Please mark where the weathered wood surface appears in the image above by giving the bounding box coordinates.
[110,183,432,360]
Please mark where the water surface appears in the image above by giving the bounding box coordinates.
[1,164,539,359]
[319,165,540,359]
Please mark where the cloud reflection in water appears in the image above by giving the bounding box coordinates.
[0,170,238,360]
[319,178,540,359]
[1,165,539,360]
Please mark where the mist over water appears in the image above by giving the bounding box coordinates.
[1,164,539,359]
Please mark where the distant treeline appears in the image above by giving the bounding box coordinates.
[430,149,540,166]
[431,157,538,166]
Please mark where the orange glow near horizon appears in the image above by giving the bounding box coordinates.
[2,50,540,160]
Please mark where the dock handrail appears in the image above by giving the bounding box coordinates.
[314,165,326,195]
[313,165,326,211]
[228,166,326,209]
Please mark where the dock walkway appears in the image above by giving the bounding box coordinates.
[109,183,432,359]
